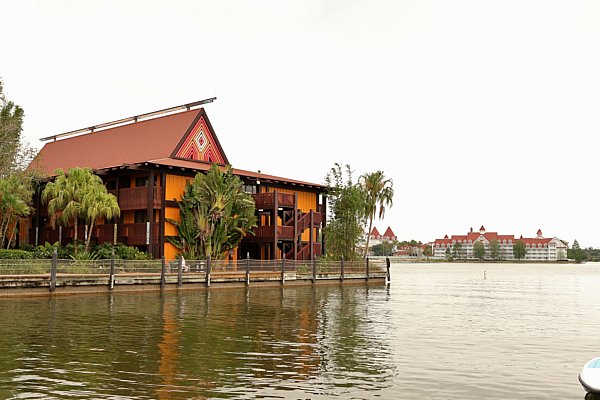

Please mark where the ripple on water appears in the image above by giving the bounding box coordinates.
[0,263,598,398]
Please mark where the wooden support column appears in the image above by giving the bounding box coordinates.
[146,171,154,257]
[115,174,120,223]
[309,210,314,261]
[273,190,278,260]
[34,186,42,246]
[293,192,298,260]
[321,194,327,256]
[158,173,166,259]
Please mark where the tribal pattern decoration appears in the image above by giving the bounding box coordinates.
[175,116,226,164]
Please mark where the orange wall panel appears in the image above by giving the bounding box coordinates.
[165,174,193,201]
[164,207,180,236]
[164,242,180,261]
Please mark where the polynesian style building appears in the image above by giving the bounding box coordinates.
[431,226,568,261]
[24,100,326,261]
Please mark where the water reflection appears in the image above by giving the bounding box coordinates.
[2,263,598,399]
[0,283,394,399]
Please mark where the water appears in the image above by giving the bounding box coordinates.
[1,262,599,399]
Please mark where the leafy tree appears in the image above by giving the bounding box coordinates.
[452,241,462,259]
[168,165,257,260]
[568,239,586,263]
[445,247,452,261]
[359,170,394,259]
[489,239,500,260]
[473,241,485,260]
[323,164,366,260]
[423,245,432,259]
[371,241,394,256]
[513,240,527,260]
[0,80,35,177]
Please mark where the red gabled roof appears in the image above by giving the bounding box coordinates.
[27,106,326,189]
[383,226,396,239]
[370,227,381,237]
[30,109,215,176]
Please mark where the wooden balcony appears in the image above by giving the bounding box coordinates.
[252,192,295,210]
[114,187,162,211]
[117,223,160,246]
[31,223,159,247]
[252,226,295,241]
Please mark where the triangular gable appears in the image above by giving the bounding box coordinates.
[172,109,229,165]
[383,226,396,239]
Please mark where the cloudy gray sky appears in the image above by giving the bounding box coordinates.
[2,0,599,247]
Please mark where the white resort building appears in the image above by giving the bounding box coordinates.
[432,226,568,261]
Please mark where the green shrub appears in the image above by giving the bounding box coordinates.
[114,244,150,260]
[32,242,59,259]
[0,249,34,259]
[91,242,150,260]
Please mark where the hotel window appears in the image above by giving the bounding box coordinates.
[135,177,148,187]
[134,210,147,223]
[243,184,257,194]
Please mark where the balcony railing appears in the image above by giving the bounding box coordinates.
[252,226,295,240]
[32,223,160,247]
[253,192,295,210]
[115,187,162,211]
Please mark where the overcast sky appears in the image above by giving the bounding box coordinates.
[2,0,599,247]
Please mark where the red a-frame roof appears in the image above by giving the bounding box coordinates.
[29,105,327,189]
[29,108,230,176]
[383,226,396,239]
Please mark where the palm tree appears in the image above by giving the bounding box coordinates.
[0,175,32,248]
[359,171,394,259]
[42,167,103,256]
[82,188,120,252]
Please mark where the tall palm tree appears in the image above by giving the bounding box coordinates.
[82,188,120,252]
[359,171,394,259]
[42,168,103,256]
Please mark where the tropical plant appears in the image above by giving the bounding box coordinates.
[168,165,257,259]
[359,170,394,259]
[167,183,202,260]
[323,163,366,260]
[0,174,33,248]
[42,167,119,256]
[81,187,120,252]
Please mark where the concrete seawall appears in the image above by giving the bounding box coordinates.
[0,271,388,297]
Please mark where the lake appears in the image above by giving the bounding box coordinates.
[1,262,598,399]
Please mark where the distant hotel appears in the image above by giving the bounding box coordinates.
[432,226,568,261]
